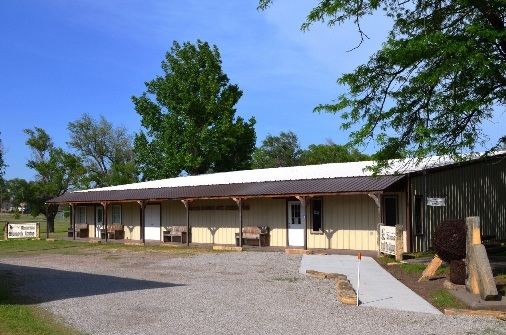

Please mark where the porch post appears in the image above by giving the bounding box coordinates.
[101,202,108,242]
[137,201,146,244]
[181,200,191,246]
[70,203,76,241]
[233,198,243,247]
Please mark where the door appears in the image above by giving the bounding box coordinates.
[288,201,304,246]
[144,204,161,240]
[95,207,103,238]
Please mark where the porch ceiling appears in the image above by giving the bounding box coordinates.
[47,175,405,204]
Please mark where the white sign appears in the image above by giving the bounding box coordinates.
[7,223,38,239]
[380,225,396,255]
[427,197,446,206]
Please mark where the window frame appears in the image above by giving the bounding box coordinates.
[78,206,87,224]
[383,195,398,227]
[310,198,323,233]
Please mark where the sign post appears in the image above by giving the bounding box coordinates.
[357,252,361,306]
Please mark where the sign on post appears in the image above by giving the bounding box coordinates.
[7,223,39,239]
[379,225,396,255]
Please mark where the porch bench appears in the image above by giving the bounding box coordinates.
[100,224,124,240]
[68,224,89,238]
[235,226,270,247]
[163,226,191,244]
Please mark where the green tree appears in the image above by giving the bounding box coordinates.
[133,40,256,180]
[24,127,85,232]
[4,178,29,212]
[67,113,138,188]
[258,1,506,172]
[252,131,302,169]
[300,139,370,165]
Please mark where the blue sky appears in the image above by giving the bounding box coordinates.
[1,1,504,181]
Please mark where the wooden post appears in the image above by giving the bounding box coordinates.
[71,203,76,241]
[137,201,145,244]
[181,200,191,246]
[233,198,243,247]
[395,224,404,262]
[102,202,108,242]
[466,216,481,294]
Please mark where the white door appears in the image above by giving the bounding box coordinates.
[288,201,304,246]
[144,204,161,240]
[95,207,103,238]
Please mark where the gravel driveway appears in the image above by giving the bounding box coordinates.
[0,251,504,335]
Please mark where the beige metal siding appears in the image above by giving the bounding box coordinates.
[121,203,140,240]
[410,158,506,252]
[307,195,380,251]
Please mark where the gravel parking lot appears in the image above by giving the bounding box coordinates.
[0,251,504,335]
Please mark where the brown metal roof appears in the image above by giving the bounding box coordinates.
[47,175,405,204]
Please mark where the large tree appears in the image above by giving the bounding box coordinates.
[258,1,506,172]
[300,139,370,165]
[67,113,138,188]
[252,131,302,169]
[133,40,256,180]
[24,127,85,232]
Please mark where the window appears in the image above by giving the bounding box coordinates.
[384,196,397,227]
[289,202,301,225]
[112,205,122,224]
[414,195,424,235]
[78,206,87,224]
[311,198,323,232]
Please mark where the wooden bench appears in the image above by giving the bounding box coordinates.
[235,226,270,247]
[68,224,89,238]
[163,226,190,244]
[100,224,124,240]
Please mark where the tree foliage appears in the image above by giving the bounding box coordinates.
[24,127,85,232]
[133,40,256,180]
[0,133,5,181]
[252,131,302,168]
[67,113,138,188]
[300,139,370,165]
[258,1,506,171]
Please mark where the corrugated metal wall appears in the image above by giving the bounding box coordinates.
[410,157,506,252]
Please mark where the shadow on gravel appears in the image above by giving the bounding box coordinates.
[0,264,184,304]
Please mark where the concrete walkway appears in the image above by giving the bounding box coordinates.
[300,254,442,315]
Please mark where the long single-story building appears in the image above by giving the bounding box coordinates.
[47,152,506,252]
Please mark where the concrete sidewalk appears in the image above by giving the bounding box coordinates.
[300,254,442,315]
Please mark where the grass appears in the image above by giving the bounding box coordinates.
[430,289,468,309]
[399,262,450,276]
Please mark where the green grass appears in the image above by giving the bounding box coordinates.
[1,212,70,240]
[399,263,450,276]
[430,289,467,309]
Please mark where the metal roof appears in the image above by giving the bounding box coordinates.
[47,175,405,204]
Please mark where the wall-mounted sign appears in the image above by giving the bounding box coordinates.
[7,223,38,239]
[427,197,446,206]
[379,225,396,255]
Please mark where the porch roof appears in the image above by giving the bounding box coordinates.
[47,175,405,204]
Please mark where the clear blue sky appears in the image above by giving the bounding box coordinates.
[1,1,504,181]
